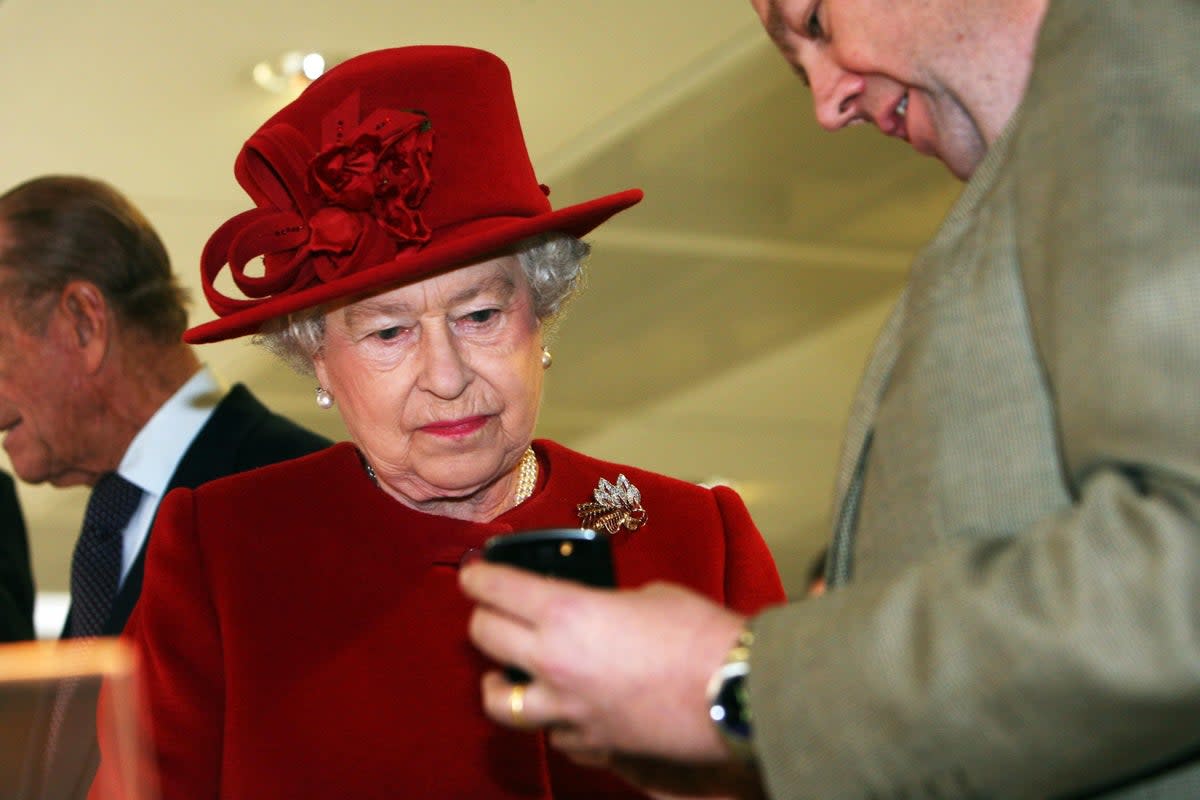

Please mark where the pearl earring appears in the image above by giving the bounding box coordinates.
[315,387,334,409]
[541,348,553,370]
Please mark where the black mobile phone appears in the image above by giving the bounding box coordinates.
[481,528,615,682]
[482,527,615,587]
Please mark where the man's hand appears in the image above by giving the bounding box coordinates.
[460,562,748,763]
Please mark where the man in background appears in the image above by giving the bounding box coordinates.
[462,1,1200,798]
[0,174,331,637]
[0,174,330,797]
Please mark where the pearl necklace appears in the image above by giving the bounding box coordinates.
[512,447,538,506]
[364,447,539,507]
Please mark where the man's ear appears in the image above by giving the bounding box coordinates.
[58,281,110,372]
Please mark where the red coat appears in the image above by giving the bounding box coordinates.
[119,440,785,798]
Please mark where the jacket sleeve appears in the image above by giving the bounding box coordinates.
[712,484,787,615]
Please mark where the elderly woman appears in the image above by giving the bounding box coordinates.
[115,46,785,799]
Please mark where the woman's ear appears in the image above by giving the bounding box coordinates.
[312,351,329,389]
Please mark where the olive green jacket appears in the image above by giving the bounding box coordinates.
[752,1,1200,797]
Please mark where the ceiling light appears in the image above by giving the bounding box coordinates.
[252,50,329,95]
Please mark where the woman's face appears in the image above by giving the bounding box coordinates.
[313,255,544,520]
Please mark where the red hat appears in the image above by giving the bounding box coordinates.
[185,45,643,343]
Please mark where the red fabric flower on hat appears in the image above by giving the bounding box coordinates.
[306,207,363,254]
[199,98,438,318]
[307,110,434,248]
[309,136,384,210]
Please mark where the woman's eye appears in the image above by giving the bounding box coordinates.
[462,308,499,325]
[376,326,403,341]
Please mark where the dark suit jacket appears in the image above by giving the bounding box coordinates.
[37,383,329,799]
[0,471,35,642]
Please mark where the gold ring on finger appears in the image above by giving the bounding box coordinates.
[508,683,527,728]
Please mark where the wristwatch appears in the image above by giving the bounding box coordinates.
[706,627,756,762]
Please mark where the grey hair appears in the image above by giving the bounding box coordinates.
[254,231,590,376]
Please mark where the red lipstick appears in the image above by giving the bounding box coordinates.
[421,415,488,438]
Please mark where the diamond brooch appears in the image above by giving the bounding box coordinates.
[577,474,647,535]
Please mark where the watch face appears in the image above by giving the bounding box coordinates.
[712,668,752,740]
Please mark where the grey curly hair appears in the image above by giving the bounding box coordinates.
[254,231,590,375]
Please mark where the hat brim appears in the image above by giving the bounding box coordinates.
[184,187,643,344]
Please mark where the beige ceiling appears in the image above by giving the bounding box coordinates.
[0,0,960,602]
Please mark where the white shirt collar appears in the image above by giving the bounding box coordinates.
[117,365,225,497]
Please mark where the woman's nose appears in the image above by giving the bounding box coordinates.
[416,326,471,399]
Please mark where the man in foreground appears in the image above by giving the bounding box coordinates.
[462,1,1200,797]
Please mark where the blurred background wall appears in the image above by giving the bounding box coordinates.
[0,0,959,633]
